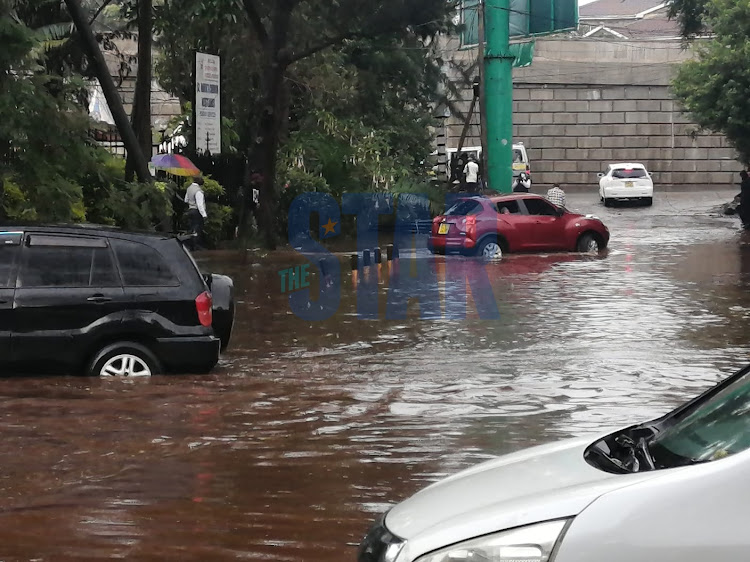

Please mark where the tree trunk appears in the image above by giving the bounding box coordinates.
[241,3,294,250]
[64,0,152,183]
[126,0,153,181]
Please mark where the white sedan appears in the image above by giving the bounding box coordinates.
[357,362,750,562]
[598,162,653,207]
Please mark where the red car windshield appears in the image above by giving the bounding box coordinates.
[612,168,648,179]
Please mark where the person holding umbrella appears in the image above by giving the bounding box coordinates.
[150,154,206,247]
[184,176,208,249]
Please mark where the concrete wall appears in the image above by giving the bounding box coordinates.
[439,37,742,189]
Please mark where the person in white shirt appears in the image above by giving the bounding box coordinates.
[463,156,480,192]
[184,176,208,249]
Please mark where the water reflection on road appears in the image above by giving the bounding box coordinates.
[0,191,748,560]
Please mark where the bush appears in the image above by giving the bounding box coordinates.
[277,167,331,237]
[203,203,233,248]
[0,177,37,221]
[390,178,446,217]
[102,181,173,232]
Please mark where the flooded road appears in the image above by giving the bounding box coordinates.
[1,190,749,560]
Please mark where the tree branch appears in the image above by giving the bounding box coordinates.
[287,30,362,64]
[287,12,415,65]
[242,0,269,45]
[89,0,115,26]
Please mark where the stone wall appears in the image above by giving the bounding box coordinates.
[438,37,741,189]
[512,83,739,188]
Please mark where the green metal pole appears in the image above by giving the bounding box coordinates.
[483,0,515,193]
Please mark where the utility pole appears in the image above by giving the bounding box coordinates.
[477,0,490,193]
[483,0,515,193]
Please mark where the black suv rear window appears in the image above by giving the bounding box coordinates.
[112,239,178,286]
[19,244,119,288]
[445,200,482,216]
[612,168,648,179]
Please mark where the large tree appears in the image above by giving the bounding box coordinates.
[156,0,455,248]
[671,0,750,164]
[244,0,455,248]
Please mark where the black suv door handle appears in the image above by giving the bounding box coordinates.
[87,295,112,303]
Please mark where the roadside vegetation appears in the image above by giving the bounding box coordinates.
[671,0,750,165]
[0,0,460,248]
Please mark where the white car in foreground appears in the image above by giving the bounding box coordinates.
[358,362,750,562]
[598,162,653,206]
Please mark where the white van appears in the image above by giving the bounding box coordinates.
[441,144,531,185]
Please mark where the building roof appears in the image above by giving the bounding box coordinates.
[618,16,681,38]
[579,0,665,18]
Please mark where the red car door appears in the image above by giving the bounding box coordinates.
[520,198,567,250]
[494,199,535,252]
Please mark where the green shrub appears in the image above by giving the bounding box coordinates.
[277,167,331,237]
[103,181,173,232]
[203,203,233,248]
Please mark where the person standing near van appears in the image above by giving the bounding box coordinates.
[185,176,208,249]
[512,172,531,193]
[464,156,480,192]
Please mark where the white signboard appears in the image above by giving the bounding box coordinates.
[195,52,221,155]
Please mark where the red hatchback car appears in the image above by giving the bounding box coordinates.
[428,194,610,259]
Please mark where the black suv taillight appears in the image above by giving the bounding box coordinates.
[195,291,213,327]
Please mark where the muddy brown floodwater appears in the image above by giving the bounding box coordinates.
[1,191,750,561]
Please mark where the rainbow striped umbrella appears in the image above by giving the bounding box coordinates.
[151,154,201,177]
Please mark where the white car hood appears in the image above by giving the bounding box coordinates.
[387,436,665,561]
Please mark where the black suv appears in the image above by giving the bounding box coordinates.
[0,225,234,376]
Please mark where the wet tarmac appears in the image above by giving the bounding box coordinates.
[1,190,749,560]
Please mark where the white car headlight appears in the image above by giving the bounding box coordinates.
[414,519,570,562]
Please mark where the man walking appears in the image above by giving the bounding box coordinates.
[463,156,480,192]
[184,176,208,249]
[546,183,566,208]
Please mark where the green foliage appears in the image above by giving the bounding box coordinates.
[0,0,111,224]
[100,180,173,231]
[276,167,331,236]
[672,0,750,164]
[181,175,225,198]
[668,0,711,38]
[0,178,36,221]
[203,203,233,248]
[390,178,446,217]
[153,1,455,214]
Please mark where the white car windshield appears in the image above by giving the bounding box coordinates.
[649,371,750,464]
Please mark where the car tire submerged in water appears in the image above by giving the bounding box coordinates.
[603,198,612,207]
[476,238,503,260]
[643,197,653,206]
[577,233,601,253]
[87,342,161,377]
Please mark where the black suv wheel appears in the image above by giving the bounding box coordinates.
[88,342,162,377]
